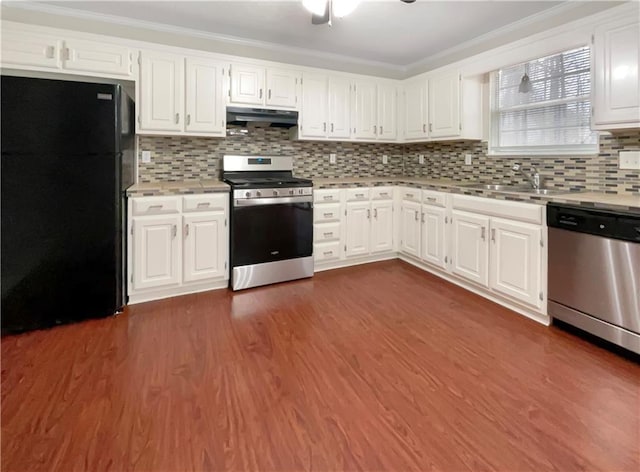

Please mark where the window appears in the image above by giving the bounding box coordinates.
[490,46,597,155]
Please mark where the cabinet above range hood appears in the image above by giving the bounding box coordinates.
[226,106,299,128]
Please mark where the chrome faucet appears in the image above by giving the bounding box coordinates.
[512,163,542,189]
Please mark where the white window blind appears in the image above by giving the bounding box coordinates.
[490,46,598,155]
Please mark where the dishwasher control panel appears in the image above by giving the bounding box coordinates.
[547,203,640,242]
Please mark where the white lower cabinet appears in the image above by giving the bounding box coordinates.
[451,210,490,287]
[489,218,542,309]
[399,200,421,257]
[420,205,447,269]
[128,194,229,303]
[132,215,182,291]
[345,201,371,257]
[371,200,394,253]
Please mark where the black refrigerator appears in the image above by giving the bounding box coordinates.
[1,76,135,334]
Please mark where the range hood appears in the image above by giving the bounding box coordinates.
[226,106,298,128]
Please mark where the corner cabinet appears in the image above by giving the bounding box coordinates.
[138,50,226,137]
[128,194,229,304]
[1,22,134,79]
[592,16,640,129]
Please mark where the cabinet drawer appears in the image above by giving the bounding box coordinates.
[314,241,341,262]
[314,189,341,203]
[371,187,394,200]
[422,190,446,207]
[131,197,180,215]
[345,188,371,201]
[314,222,341,242]
[314,203,341,223]
[182,194,227,212]
[401,188,421,202]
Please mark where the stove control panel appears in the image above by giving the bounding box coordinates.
[234,187,313,200]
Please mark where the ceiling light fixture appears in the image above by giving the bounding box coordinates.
[303,0,361,25]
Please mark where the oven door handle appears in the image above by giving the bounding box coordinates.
[234,195,313,207]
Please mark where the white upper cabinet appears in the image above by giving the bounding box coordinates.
[230,63,299,109]
[230,63,265,105]
[300,73,351,139]
[301,73,328,138]
[139,51,226,136]
[592,16,640,129]
[266,67,299,108]
[404,79,429,140]
[377,83,398,140]
[185,57,225,134]
[352,80,377,139]
[1,24,133,78]
[489,218,542,309]
[328,76,352,138]
[428,71,461,138]
[140,51,185,132]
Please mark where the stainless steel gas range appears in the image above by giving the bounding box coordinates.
[222,155,314,291]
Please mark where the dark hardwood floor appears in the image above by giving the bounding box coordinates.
[2,260,639,471]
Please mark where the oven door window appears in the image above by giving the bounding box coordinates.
[232,202,313,266]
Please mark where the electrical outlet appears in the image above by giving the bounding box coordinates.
[464,154,473,166]
[382,154,388,165]
[141,151,151,163]
[619,151,640,170]
[329,153,337,164]
[418,154,425,165]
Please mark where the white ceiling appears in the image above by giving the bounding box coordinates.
[5,0,619,77]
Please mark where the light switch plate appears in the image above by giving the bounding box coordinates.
[619,151,640,170]
[329,153,337,164]
[418,154,425,165]
[464,154,473,166]
[382,154,388,164]
[141,150,151,163]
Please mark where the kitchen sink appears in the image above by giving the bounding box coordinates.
[518,188,570,195]
[461,183,535,192]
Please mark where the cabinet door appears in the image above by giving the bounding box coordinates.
[300,73,327,138]
[371,200,394,253]
[266,68,299,109]
[328,76,351,139]
[139,52,184,132]
[593,17,640,126]
[451,210,489,287]
[345,201,370,257]
[377,83,397,140]
[230,63,265,105]
[404,80,428,139]
[1,28,62,70]
[400,200,421,257]
[183,212,226,283]
[132,215,181,290]
[429,72,461,138]
[185,57,225,134]
[352,80,377,139]
[421,205,447,269]
[489,218,542,308]
[63,39,132,76]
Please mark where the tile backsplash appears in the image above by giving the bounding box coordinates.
[138,128,640,195]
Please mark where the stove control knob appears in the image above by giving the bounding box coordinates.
[245,191,251,198]
[273,190,278,196]
[256,191,262,197]
[289,189,294,195]
[298,189,303,195]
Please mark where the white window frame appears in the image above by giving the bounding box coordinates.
[489,46,598,156]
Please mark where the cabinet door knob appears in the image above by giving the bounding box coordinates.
[323,122,327,132]
[429,123,433,132]
[423,124,426,133]
[374,208,378,219]
[481,226,486,241]
[331,123,334,132]
[185,224,190,237]
[172,225,177,239]
[374,125,377,135]
[175,113,180,124]
[259,88,263,99]
[414,210,419,221]
[491,228,496,242]
[268,89,271,100]
[186,114,191,125]
[367,209,371,219]
[380,125,383,134]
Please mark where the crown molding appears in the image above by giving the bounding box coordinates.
[3,1,407,75]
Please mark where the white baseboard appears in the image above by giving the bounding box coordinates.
[128,278,228,305]
[314,252,397,272]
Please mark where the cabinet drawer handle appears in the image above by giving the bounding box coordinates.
[323,232,334,237]
[185,224,189,237]
[422,124,426,133]
[148,204,163,210]
[268,89,271,100]
[172,225,177,239]
[197,202,211,208]
[323,251,333,256]
[331,123,334,132]
[406,193,414,198]
[380,192,388,197]
[259,88,263,99]
[186,114,191,125]
[429,123,433,132]
[374,208,378,219]
[481,226,486,241]
[380,125,383,134]
[367,209,371,219]
[323,212,333,218]
[175,113,180,124]
[322,195,333,201]
[323,122,327,132]
[421,212,425,223]
[414,210,419,221]
[374,125,377,135]
[491,228,496,242]
[355,193,364,198]
[426,197,437,202]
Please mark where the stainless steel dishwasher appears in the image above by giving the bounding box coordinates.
[547,203,640,354]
